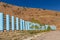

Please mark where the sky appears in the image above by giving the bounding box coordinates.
[0,0,60,11]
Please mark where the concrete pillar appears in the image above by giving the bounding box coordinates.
[11,16,14,31]
[20,19,23,30]
[25,21,27,30]
[22,20,25,30]
[16,17,19,30]
[6,14,10,31]
[0,13,4,32]
[27,21,30,30]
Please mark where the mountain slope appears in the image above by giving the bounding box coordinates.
[0,2,60,30]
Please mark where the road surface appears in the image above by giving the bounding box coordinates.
[32,31,60,40]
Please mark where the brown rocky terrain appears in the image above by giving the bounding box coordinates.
[0,30,35,40]
[0,2,60,30]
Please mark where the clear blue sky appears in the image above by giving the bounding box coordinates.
[0,0,60,11]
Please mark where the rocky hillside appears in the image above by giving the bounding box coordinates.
[0,2,60,30]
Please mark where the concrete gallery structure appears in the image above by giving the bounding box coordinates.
[0,12,56,32]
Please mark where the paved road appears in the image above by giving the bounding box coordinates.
[32,31,60,40]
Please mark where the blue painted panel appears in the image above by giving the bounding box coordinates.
[50,25,56,30]
[6,14,10,31]
[0,13,4,31]
[34,23,40,30]
[29,22,35,30]
[32,23,35,30]
[12,16,14,31]
[16,17,19,30]
[41,26,45,30]
[38,24,41,30]
[29,22,33,30]
[20,19,23,30]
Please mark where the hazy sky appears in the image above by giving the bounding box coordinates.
[0,0,60,11]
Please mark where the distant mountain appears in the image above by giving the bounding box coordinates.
[0,2,60,30]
